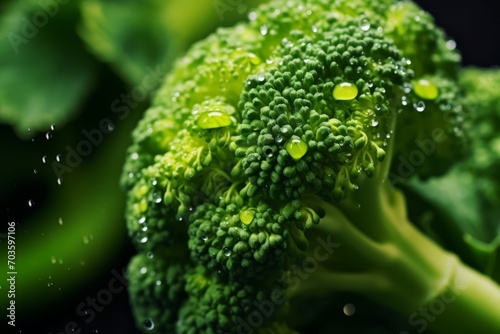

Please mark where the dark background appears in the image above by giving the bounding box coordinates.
[3,1,499,333]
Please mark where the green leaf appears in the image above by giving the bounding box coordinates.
[0,1,97,137]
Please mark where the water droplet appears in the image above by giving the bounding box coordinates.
[108,123,115,132]
[403,82,411,94]
[401,96,408,106]
[42,155,47,163]
[202,235,208,241]
[360,19,370,31]
[152,192,162,203]
[140,237,148,244]
[343,303,356,316]
[155,280,162,286]
[413,79,439,100]
[275,135,283,143]
[240,210,254,225]
[257,73,265,82]
[144,319,155,331]
[446,40,457,50]
[333,82,358,100]
[248,11,257,21]
[197,111,232,129]
[51,256,57,264]
[33,169,37,174]
[414,101,426,112]
[55,154,61,162]
[371,119,379,127]
[57,178,62,185]
[58,217,63,225]
[285,138,308,160]
[138,216,146,224]
[140,267,148,274]
[45,132,52,140]
[28,199,34,207]
[223,247,232,257]
[50,124,56,131]
[311,25,318,33]
[260,24,268,35]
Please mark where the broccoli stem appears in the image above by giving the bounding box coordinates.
[302,180,500,333]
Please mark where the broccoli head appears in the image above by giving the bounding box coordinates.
[122,0,500,333]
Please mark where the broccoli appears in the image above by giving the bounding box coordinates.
[121,0,500,333]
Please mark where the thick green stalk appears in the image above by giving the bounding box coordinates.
[302,180,500,333]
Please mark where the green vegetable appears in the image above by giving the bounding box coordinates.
[121,0,500,333]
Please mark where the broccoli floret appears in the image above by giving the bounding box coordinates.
[178,267,292,334]
[122,0,500,333]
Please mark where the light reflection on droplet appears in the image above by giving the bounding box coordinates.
[414,101,426,112]
[144,319,155,331]
[446,40,457,50]
[343,303,356,316]
[248,12,257,21]
[260,24,268,35]
[360,19,370,31]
